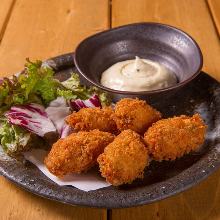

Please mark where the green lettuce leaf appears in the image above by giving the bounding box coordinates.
[0,60,111,114]
[61,73,81,90]
[23,59,58,104]
[0,120,32,155]
[87,86,112,106]
[61,73,111,105]
[0,59,58,112]
[57,88,77,100]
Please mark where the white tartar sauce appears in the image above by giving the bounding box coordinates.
[100,56,177,91]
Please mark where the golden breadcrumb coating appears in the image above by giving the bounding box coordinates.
[45,130,114,177]
[66,107,117,133]
[97,129,149,186]
[144,114,206,161]
[113,98,161,134]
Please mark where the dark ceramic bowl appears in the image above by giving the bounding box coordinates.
[74,22,203,103]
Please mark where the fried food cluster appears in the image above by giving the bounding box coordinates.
[44,97,207,186]
[97,130,149,186]
[144,114,206,161]
[66,98,161,134]
[113,98,162,133]
[66,107,117,133]
[44,130,114,177]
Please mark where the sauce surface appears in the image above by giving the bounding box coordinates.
[100,56,177,91]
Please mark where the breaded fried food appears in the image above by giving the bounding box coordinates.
[113,98,161,134]
[144,114,206,161]
[97,129,149,186]
[45,130,114,177]
[66,107,117,133]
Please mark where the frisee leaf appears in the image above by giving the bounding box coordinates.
[57,89,77,100]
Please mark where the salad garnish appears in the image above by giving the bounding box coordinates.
[0,59,111,156]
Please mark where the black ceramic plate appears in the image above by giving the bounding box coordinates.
[0,53,219,209]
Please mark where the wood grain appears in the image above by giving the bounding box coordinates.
[0,178,106,220]
[207,0,220,36]
[0,0,109,76]
[0,0,15,42]
[0,0,109,219]
[112,0,220,81]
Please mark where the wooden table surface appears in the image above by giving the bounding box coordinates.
[0,0,219,219]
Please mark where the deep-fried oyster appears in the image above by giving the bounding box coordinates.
[66,107,117,133]
[45,130,114,177]
[144,114,206,161]
[113,98,161,133]
[98,129,149,186]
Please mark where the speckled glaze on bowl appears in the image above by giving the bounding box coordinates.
[0,53,219,209]
[74,22,203,103]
